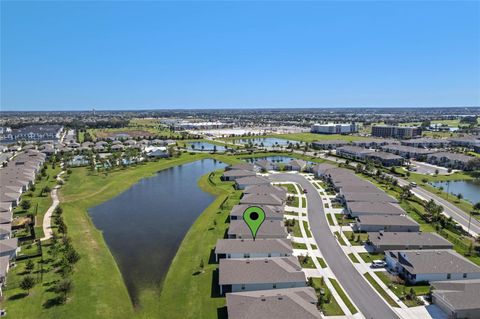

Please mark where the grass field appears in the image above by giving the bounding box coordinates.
[3,153,242,319]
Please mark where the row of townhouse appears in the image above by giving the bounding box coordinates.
[0,150,47,294]
[0,125,63,142]
[313,162,480,318]
[218,163,322,319]
[335,145,404,167]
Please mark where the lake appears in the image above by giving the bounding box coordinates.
[186,141,227,151]
[430,179,480,204]
[234,137,300,147]
[88,159,226,304]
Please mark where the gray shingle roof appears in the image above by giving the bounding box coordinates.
[387,249,480,274]
[240,194,284,206]
[356,215,418,227]
[215,238,293,255]
[230,204,284,219]
[226,287,321,319]
[348,202,405,215]
[368,232,453,248]
[219,256,305,285]
[244,184,287,199]
[431,279,480,311]
[228,220,287,239]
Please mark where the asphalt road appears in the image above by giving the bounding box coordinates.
[393,176,480,236]
[317,152,480,237]
[270,173,400,319]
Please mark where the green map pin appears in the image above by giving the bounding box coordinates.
[243,206,266,241]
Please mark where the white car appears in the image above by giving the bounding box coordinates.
[371,260,386,268]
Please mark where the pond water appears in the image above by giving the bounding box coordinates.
[244,156,315,165]
[185,141,227,151]
[430,179,480,204]
[234,137,300,147]
[88,159,226,304]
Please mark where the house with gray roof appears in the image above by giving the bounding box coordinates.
[340,191,397,204]
[385,249,480,284]
[230,204,284,221]
[368,231,453,252]
[0,211,12,224]
[218,256,306,294]
[353,215,420,233]
[311,163,335,177]
[215,238,293,261]
[286,159,307,171]
[312,140,349,150]
[426,152,477,170]
[365,151,404,167]
[336,146,375,161]
[228,220,287,239]
[227,162,255,171]
[235,176,271,190]
[381,144,434,159]
[226,287,321,319]
[254,159,276,171]
[346,201,405,217]
[239,194,284,206]
[0,238,19,259]
[222,169,257,181]
[400,138,450,149]
[431,279,480,319]
[0,255,10,291]
[0,224,12,240]
[244,184,287,199]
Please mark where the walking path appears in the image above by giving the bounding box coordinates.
[41,170,65,241]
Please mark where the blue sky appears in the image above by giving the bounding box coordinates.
[1,1,479,111]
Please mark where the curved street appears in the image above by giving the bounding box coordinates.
[270,173,400,319]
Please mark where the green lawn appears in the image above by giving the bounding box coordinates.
[302,197,307,208]
[288,196,300,208]
[376,271,428,307]
[303,221,313,238]
[292,242,308,250]
[334,231,347,246]
[298,255,316,269]
[334,214,355,226]
[326,214,335,226]
[310,278,344,316]
[364,273,400,307]
[290,219,302,237]
[317,257,327,268]
[343,231,369,246]
[3,153,243,319]
[278,183,297,194]
[348,253,359,263]
[358,252,385,263]
[329,278,358,314]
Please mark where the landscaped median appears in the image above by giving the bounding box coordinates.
[364,273,400,308]
[329,278,358,314]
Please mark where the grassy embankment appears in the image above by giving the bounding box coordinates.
[3,153,242,319]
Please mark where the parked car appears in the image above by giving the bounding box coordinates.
[303,189,308,194]
[371,260,386,268]
[409,182,417,188]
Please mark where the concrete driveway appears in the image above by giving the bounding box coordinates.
[270,173,400,319]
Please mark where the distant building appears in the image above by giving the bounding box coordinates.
[400,138,450,149]
[1,125,63,141]
[311,123,358,134]
[311,140,349,150]
[426,152,477,170]
[371,125,422,139]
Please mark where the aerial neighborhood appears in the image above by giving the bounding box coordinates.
[0,109,479,319]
